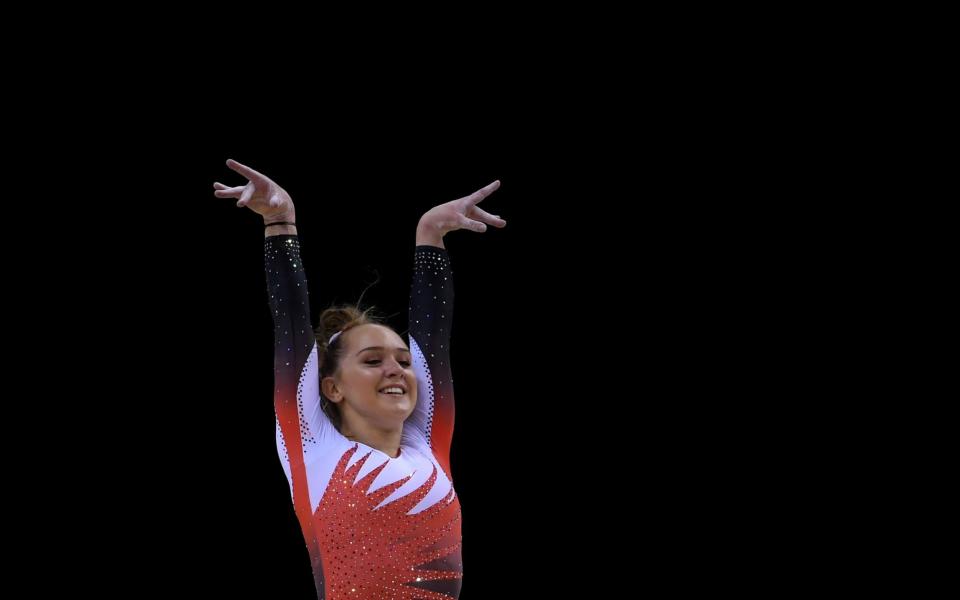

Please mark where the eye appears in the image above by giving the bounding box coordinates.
[400,361,411,367]
[365,360,381,365]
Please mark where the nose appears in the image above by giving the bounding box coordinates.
[383,357,405,376]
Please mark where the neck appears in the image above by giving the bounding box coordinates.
[341,419,404,458]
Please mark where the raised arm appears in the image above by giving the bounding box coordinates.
[404,181,505,473]
[213,160,328,509]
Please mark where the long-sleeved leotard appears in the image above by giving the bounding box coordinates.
[265,235,462,600]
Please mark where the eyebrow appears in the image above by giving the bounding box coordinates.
[356,346,412,356]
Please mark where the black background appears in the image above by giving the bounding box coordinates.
[84,111,638,598]
[24,84,783,597]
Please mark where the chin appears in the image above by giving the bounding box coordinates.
[375,396,409,412]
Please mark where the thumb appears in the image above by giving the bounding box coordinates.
[237,185,254,208]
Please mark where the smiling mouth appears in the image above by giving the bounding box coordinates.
[379,387,407,396]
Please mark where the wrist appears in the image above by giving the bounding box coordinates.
[265,213,297,238]
[264,222,297,238]
[416,221,445,249]
[264,211,296,226]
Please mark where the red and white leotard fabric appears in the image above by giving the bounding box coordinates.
[265,235,462,599]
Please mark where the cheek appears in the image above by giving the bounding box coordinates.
[356,369,379,382]
[345,371,378,393]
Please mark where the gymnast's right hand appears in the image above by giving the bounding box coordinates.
[213,159,295,222]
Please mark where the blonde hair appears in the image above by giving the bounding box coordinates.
[314,304,388,430]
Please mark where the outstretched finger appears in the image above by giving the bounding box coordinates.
[469,206,507,227]
[463,180,501,206]
[214,188,243,199]
[226,159,269,186]
[458,215,488,233]
[468,206,507,228]
[214,182,244,196]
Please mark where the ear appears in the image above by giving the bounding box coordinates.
[321,377,343,404]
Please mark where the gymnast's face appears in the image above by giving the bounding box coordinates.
[322,324,417,429]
